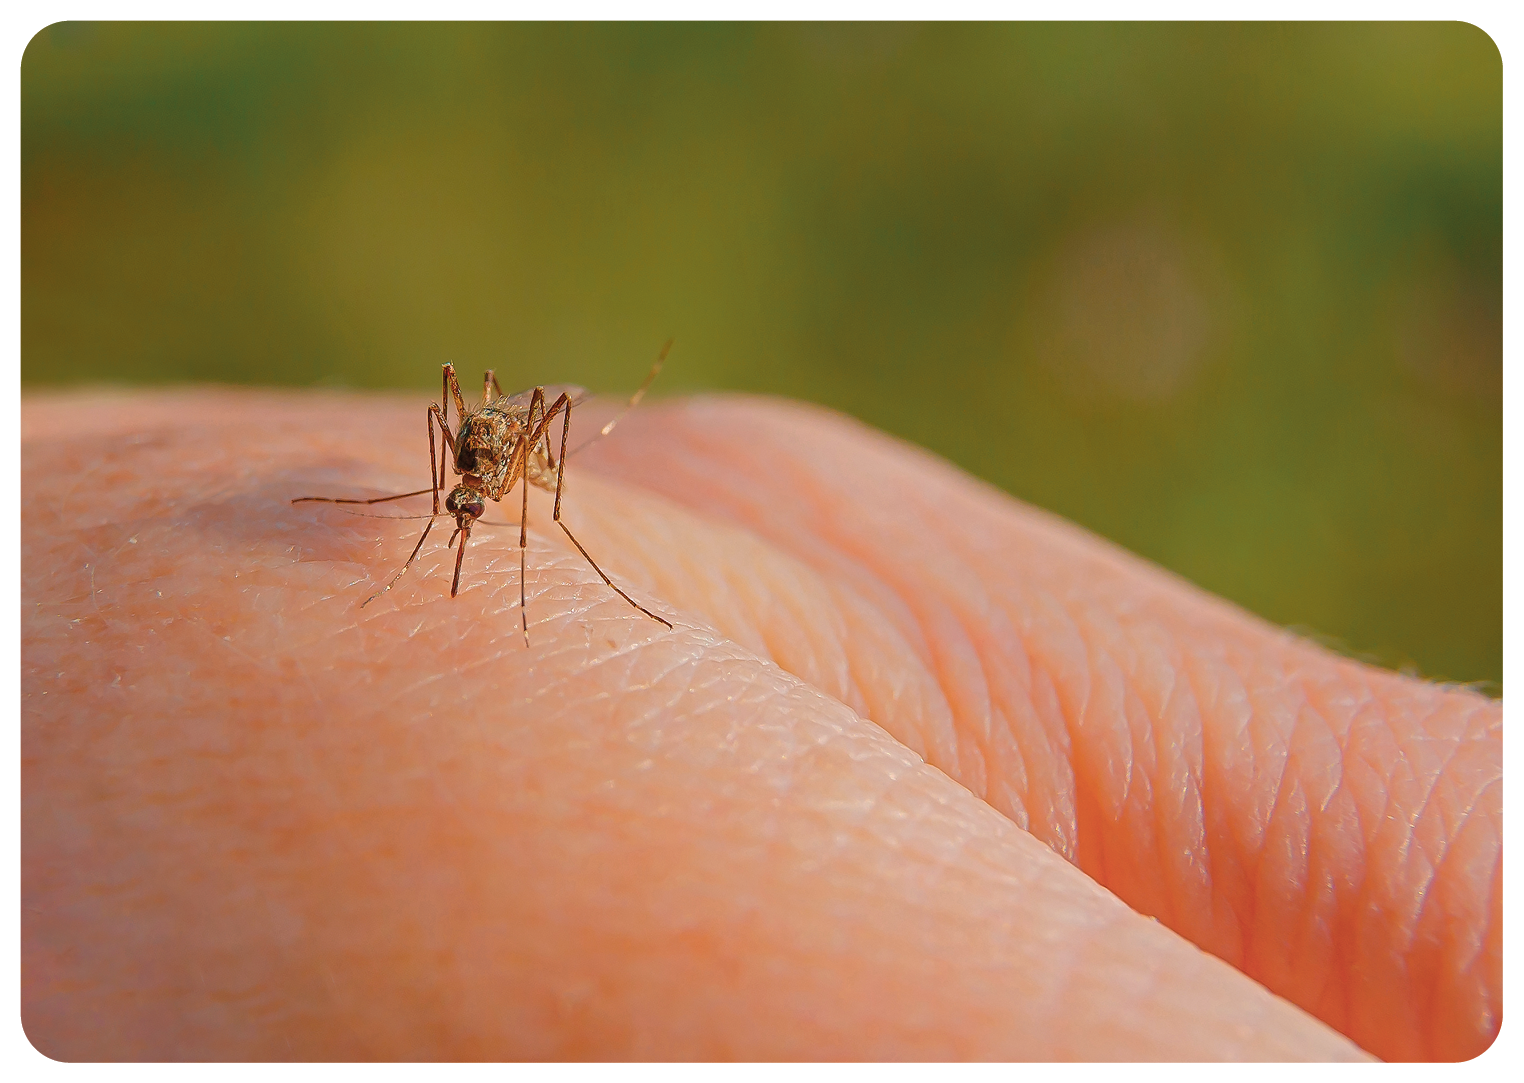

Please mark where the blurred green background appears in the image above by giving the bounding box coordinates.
[22,23,1501,688]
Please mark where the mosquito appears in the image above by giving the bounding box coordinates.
[293,343,674,645]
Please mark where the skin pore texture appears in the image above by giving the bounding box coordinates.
[21,388,1499,1061]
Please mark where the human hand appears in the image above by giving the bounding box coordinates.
[21,388,1498,1060]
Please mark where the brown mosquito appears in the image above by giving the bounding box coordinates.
[293,343,674,645]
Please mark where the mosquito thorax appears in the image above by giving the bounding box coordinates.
[454,411,517,476]
[445,486,485,520]
[454,417,484,474]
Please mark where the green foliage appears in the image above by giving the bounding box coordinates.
[22,22,1501,687]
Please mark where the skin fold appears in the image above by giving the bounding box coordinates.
[20,388,1499,1061]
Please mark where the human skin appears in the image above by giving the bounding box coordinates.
[21,388,1499,1061]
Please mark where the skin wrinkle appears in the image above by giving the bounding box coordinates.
[1328,682,1444,1054]
[1025,657,1078,857]
[1287,697,1350,1007]
[786,480,1019,807]
[835,560,975,770]
[1187,715,1247,964]
[1020,586,1095,851]
[1160,637,1213,939]
[618,482,962,776]
[1299,733,1353,1021]
[1114,620,1198,933]
[913,580,1001,763]
[1339,684,1395,869]
[1437,748,1502,924]
[1408,716,1500,1050]
[958,599,1039,832]
[1082,623,1137,826]
[1035,595,1109,863]
[1399,736,1463,950]
[1323,790,1365,1035]
[660,413,944,670]
[981,591,1065,831]
[1256,693,1315,941]
[826,582,956,768]
[921,602,995,800]
[567,471,960,771]
[1366,725,1427,982]
[822,593,884,714]
[1125,673,1167,920]
[730,554,855,717]
[1466,846,1503,1035]
[1224,667,1291,965]
[1442,798,1500,978]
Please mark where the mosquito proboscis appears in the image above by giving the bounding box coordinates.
[293,343,673,645]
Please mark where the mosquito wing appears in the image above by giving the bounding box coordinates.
[495,384,591,415]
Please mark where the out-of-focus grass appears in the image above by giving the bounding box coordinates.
[22,22,1501,688]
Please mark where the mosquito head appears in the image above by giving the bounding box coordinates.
[444,486,485,523]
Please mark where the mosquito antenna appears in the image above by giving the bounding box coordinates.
[292,487,436,507]
[484,369,504,403]
[326,507,517,528]
[566,339,670,458]
[338,509,439,521]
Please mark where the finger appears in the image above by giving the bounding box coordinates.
[576,394,1502,1061]
[21,389,1364,1060]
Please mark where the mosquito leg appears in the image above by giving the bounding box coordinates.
[520,469,530,648]
[551,397,672,629]
[543,410,560,477]
[519,449,529,555]
[529,392,572,477]
[361,514,439,607]
[522,386,552,489]
[515,400,542,649]
[429,403,457,495]
[443,362,468,421]
[490,433,532,643]
[553,393,572,522]
[506,391,557,648]
[556,521,671,629]
[526,386,547,440]
[427,401,442,514]
[566,339,669,458]
[501,434,529,496]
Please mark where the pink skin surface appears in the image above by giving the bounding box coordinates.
[21,388,1499,1060]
